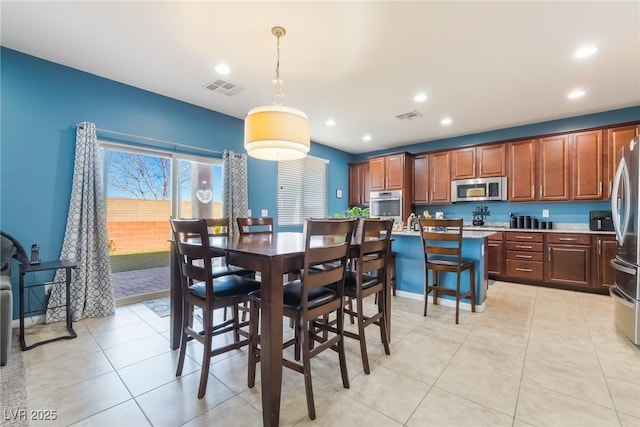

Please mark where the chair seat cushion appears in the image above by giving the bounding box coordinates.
[427,255,475,268]
[249,280,337,310]
[188,275,260,299]
[211,264,255,278]
[344,270,379,290]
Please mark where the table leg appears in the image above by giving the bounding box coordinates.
[19,271,26,351]
[169,244,183,350]
[64,267,77,339]
[259,260,284,427]
[385,255,392,341]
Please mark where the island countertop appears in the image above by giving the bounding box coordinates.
[392,229,497,239]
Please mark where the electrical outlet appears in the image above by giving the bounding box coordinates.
[261,209,268,217]
[247,209,252,217]
[542,209,549,218]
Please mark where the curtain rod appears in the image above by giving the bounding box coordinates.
[75,124,222,155]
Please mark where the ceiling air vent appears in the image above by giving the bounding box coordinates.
[396,110,423,121]
[205,79,244,97]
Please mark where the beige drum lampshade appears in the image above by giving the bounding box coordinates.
[244,105,310,161]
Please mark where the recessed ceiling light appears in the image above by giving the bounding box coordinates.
[214,64,231,74]
[325,119,336,127]
[574,45,598,58]
[414,93,428,102]
[568,89,586,99]
[362,134,372,142]
[441,117,452,125]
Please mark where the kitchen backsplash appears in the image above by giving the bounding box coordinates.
[414,200,610,224]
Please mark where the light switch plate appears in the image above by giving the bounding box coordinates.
[336,189,342,199]
[261,209,268,217]
[542,209,549,218]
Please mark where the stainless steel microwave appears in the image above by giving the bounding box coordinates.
[451,177,507,202]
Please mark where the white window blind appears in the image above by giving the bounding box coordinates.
[278,156,328,225]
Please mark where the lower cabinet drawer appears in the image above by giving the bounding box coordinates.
[506,242,544,252]
[506,259,543,280]
[506,251,543,262]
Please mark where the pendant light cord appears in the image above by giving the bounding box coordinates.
[272,27,285,106]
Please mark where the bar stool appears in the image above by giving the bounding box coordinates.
[418,218,476,324]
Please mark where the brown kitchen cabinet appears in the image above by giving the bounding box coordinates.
[451,144,506,180]
[507,139,537,201]
[348,161,370,206]
[429,151,451,204]
[369,152,410,191]
[593,234,617,290]
[451,147,476,180]
[606,124,640,199]
[545,233,591,288]
[538,134,570,201]
[487,231,504,277]
[505,232,544,281]
[412,152,451,204]
[572,130,604,200]
[412,155,429,204]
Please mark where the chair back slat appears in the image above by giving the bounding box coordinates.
[204,217,230,237]
[301,219,356,295]
[170,218,217,300]
[237,217,274,235]
[356,218,393,279]
[419,218,464,260]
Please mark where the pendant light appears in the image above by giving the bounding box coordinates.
[244,26,310,161]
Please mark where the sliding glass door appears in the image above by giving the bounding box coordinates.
[99,143,222,301]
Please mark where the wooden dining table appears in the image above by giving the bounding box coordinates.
[169,231,391,427]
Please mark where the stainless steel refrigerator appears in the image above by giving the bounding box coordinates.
[610,135,640,345]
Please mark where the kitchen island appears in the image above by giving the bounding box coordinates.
[391,229,496,310]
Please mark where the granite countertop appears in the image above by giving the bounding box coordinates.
[392,222,615,237]
[391,229,497,239]
[462,222,615,235]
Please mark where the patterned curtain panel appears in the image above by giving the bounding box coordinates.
[46,122,115,322]
[222,150,249,236]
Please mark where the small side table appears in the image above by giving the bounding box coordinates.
[19,260,78,350]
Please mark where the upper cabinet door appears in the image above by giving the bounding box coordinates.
[572,130,603,200]
[538,135,570,201]
[607,124,640,199]
[508,139,536,201]
[348,162,370,206]
[385,154,405,190]
[362,162,370,204]
[451,144,506,180]
[348,163,362,206]
[451,147,476,180]
[412,155,429,204]
[429,151,452,204]
[477,144,506,177]
[369,157,386,191]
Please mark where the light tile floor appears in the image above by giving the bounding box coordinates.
[16,281,640,426]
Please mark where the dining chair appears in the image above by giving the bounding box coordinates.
[247,218,356,420]
[236,217,274,235]
[342,218,393,374]
[201,217,255,278]
[201,217,256,321]
[418,218,476,324]
[170,218,261,399]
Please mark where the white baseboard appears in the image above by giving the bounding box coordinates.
[11,314,45,329]
[395,289,485,312]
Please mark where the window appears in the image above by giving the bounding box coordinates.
[278,156,328,225]
[98,142,222,254]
